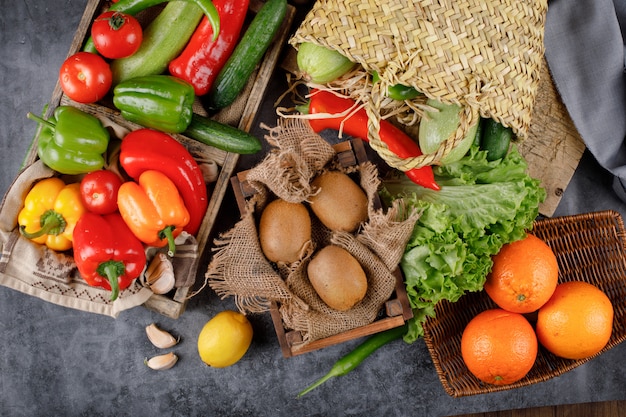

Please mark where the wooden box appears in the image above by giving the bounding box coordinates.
[230,139,414,357]
[1,0,295,318]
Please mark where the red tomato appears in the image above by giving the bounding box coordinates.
[59,52,112,103]
[80,170,124,215]
[91,11,143,59]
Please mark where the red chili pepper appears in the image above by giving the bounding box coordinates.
[168,0,249,96]
[119,128,208,236]
[307,90,440,190]
[73,212,147,301]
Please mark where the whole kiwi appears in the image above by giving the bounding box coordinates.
[307,244,368,311]
[259,198,312,263]
[308,171,368,232]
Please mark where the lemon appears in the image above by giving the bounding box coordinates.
[197,310,253,368]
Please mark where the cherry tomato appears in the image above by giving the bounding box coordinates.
[59,52,112,103]
[91,11,143,59]
[80,170,124,215]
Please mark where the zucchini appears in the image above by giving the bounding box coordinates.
[480,118,513,161]
[184,114,262,154]
[204,0,288,110]
[296,42,355,84]
[109,2,204,85]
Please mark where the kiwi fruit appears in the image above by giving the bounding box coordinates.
[307,244,368,311]
[258,198,312,263]
[308,171,368,232]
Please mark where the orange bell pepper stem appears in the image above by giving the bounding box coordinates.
[117,170,190,257]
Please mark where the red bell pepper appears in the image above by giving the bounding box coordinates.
[119,128,208,236]
[168,0,249,96]
[73,212,147,301]
[307,90,440,190]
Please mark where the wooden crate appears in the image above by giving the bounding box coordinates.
[13,0,296,319]
[230,139,414,357]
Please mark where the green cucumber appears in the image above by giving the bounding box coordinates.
[473,117,484,148]
[109,2,204,85]
[480,118,513,161]
[184,114,262,154]
[205,0,287,110]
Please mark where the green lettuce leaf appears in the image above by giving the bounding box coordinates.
[381,146,546,343]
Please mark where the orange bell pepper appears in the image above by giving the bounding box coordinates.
[18,177,87,251]
[117,170,190,257]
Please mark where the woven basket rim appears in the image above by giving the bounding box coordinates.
[423,210,626,397]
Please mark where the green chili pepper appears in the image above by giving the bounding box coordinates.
[371,71,423,101]
[113,74,195,133]
[297,325,407,398]
[83,0,220,53]
[27,106,110,175]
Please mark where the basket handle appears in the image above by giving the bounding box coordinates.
[366,103,479,171]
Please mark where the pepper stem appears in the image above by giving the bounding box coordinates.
[19,210,66,239]
[26,112,57,130]
[159,226,177,258]
[297,371,337,398]
[97,260,126,301]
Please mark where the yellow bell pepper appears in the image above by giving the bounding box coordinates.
[18,177,87,251]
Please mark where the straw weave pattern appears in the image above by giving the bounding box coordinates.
[290,0,548,169]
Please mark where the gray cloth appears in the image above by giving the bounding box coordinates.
[544,0,626,202]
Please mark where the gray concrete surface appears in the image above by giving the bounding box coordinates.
[1,1,625,416]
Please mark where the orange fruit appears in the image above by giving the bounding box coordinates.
[484,233,559,313]
[461,308,538,385]
[536,281,614,360]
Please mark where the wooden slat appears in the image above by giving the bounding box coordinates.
[517,57,586,217]
[448,400,626,417]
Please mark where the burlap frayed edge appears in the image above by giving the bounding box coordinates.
[244,119,337,204]
[205,208,297,314]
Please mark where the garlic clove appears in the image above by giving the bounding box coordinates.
[144,253,176,295]
[144,352,178,370]
[145,323,179,349]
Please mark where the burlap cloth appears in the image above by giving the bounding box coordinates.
[289,0,548,170]
[0,117,204,318]
[206,118,419,346]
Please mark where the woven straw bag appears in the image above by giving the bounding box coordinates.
[289,0,548,170]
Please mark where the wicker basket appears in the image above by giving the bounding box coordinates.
[290,0,548,170]
[423,210,626,397]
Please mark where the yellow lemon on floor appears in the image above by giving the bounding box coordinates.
[197,310,253,368]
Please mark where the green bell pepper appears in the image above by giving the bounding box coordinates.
[27,106,110,175]
[113,75,195,133]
